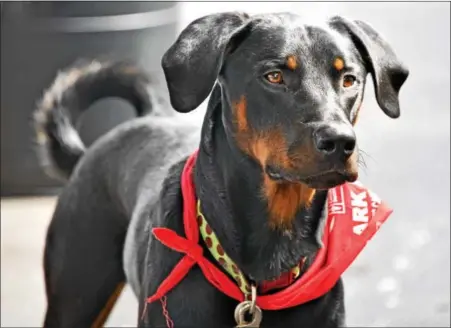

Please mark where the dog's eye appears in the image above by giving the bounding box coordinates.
[265,71,283,84]
[342,75,356,88]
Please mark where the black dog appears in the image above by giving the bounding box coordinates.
[34,12,408,328]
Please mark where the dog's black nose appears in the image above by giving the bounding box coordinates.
[314,124,356,158]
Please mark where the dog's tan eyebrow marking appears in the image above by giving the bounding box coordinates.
[286,55,298,70]
[333,57,345,71]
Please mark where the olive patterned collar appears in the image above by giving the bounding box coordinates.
[196,200,304,299]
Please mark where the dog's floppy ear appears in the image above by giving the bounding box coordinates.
[328,16,409,118]
[162,12,250,113]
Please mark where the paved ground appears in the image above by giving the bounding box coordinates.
[1,2,450,327]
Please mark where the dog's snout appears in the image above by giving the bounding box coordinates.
[314,124,356,158]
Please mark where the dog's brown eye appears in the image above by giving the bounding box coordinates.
[343,75,356,88]
[265,71,283,84]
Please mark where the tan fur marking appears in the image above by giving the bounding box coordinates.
[91,282,125,328]
[264,175,316,228]
[333,57,345,71]
[250,137,270,165]
[345,150,359,182]
[264,130,293,170]
[237,129,316,228]
[286,55,298,70]
[233,96,248,132]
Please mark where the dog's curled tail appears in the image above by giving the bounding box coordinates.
[33,60,152,181]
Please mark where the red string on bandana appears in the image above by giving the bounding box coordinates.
[160,296,173,328]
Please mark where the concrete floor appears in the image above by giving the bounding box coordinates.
[1,197,138,327]
[1,2,450,328]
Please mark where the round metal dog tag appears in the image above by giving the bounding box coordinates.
[234,301,262,328]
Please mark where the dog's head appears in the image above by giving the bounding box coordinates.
[162,12,408,191]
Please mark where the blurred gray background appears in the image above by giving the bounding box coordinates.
[1,2,450,327]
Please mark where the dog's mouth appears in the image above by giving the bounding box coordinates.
[266,166,358,189]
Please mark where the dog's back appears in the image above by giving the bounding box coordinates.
[33,60,199,209]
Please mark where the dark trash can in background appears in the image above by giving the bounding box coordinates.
[1,2,180,197]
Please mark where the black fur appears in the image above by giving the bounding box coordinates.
[34,12,408,328]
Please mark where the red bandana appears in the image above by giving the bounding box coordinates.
[145,150,393,310]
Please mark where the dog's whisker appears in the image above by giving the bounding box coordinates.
[358,149,377,165]
[356,149,370,175]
